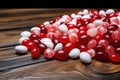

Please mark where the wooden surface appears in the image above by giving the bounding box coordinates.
[0,9,120,80]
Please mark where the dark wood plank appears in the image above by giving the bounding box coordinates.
[0,60,120,80]
[0,9,81,30]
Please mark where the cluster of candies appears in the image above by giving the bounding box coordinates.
[15,9,120,64]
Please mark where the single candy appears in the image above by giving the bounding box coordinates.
[31,47,40,59]
[58,34,69,44]
[93,20,103,26]
[20,31,31,37]
[98,39,109,47]
[95,51,109,62]
[106,9,114,14]
[68,33,78,43]
[54,43,63,51]
[22,39,37,50]
[87,28,97,37]
[55,50,68,61]
[69,48,80,59]
[40,38,54,48]
[109,53,120,63]
[59,24,68,33]
[43,21,50,25]
[44,48,55,59]
[87,39,97,49]
[78,44,88,52]
[63,42,75,53]
[105,45,115,55]
[79,52,91,63]
[31,27,40,31]
[15,45,28,54]
[83,9,89,15]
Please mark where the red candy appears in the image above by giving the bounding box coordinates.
[109,54,120,63]
[55,50,68,61]
[16,9,120,64]
[31,47,40,59]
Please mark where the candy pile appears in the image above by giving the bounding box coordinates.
[15,9,120,64]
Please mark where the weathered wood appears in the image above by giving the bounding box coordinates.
[0,60,120,80]
[0,9,120,80]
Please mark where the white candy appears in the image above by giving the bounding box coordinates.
[40,38,54,48]
[62,15,69,20]
[106,9,114,14]
[40,38,52,42]
[69,48,80,59]
[59,24,68,33]
[43,21,50,25]
[15,45,28,53]
[20,31,31,37]
[54,43,63,51]
[93,20,103,26]
[99,10,106,16]
[69,18,77,25]
[71,13,76,18]
[18,37,29,44]
[82,15,91,19]
[58,19,66,23]
[44,42,54,49]
[87,28,97,37]
[79,52,91,63]
[31,27,40,31]
[76,15,82,18]
[83,9,89,15]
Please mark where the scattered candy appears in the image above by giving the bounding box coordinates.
[79,52,91,63]
[15,45,28,54]
[20,31,31,37]
[15,9,120,64]
[69,48,80,59]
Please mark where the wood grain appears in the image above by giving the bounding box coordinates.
[0,9,120,80]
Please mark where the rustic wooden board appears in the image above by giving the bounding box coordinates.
[0,9,120,80]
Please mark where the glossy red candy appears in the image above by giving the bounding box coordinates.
[94,45,105,52]
[79,34,91,44]
[105,45,115,55]
[110,39,120,48]
[66,24,75,29]
[31,47,40,59]
[94,34,102,42]
[78,44,88,52]
[55,50,68,61]
[22,39,36,50]
[87,39,97,49]
[63,42,75,54]
[115,47,120,54]
[38,43,47,53]
[58,34,69,44]
[109,54,120,63]
[29,34,39,41]
[95,51,109,62]
[107,24,118,31]
[98,39,109,47]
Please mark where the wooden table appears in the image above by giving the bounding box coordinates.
[0,9,120,80]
